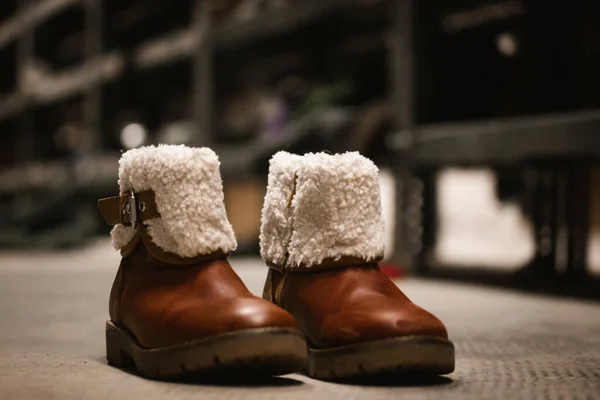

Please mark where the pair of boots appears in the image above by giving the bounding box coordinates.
[98,145,454,380]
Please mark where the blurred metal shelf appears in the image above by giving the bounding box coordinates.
[409,108,600,284]
[35,52,124,103]
[0,51,124,119]
[0,0,377,121]
[0,153,119,193]
[214,0,369,49]
[217,107,355,177]
[0,91,29,120]
[0,106,354,193]
[0,0,81,50]
[133,28,200,70]
[133,0,367,68]
[409,108,600,166]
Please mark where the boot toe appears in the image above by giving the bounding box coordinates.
[317,303,448,348]
[392,305,448,339]
[230,297,299,332]
[366,304,449,342]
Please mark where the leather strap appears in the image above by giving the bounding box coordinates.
[97,190,160,226]
[267,255,383,272]
[98,190,227,265]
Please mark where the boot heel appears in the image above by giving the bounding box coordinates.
[105,321,133,368]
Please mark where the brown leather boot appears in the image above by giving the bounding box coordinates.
[259,151,454,380]
[98,145,306,380]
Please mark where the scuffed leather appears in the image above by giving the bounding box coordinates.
[109,243,298,349]
[266,264,448,349]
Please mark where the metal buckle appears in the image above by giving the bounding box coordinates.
[126,189,138,229]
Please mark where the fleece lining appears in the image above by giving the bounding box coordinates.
[111,145,237,257]
[260,151,385,268]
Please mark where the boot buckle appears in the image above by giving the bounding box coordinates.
[124,189,138,229]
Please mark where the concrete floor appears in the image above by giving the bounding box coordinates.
[1,241,600,400]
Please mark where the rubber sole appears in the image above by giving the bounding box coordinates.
[105,321,307,379]
[306,336,455,380]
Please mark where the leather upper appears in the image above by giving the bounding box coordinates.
[265,264,448,349]
[110,243,298,349]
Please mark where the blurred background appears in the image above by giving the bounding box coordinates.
[0,0,599,297]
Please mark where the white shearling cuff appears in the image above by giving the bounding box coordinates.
[260,151,385,268]
[259,152,303,266]
[111,145,237,257]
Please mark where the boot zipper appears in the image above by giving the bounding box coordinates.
[262,270,273,302]
[274,271,289,307]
